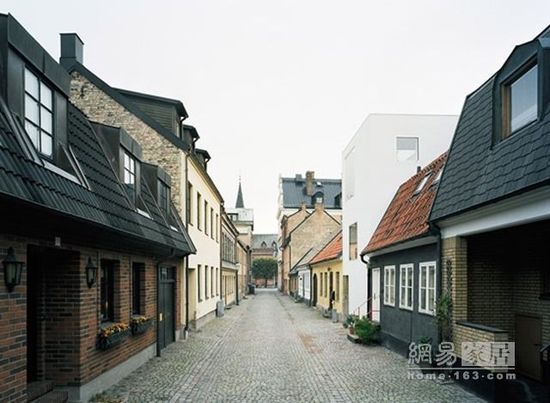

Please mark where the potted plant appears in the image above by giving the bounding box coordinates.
[354,317,380,344]
[130,316,153,336]
[97,322,130,350]
[342,314,359,335]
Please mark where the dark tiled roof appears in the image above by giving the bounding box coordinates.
[363,154,446,254]
[0,95,194,255]
[251,234,277,249]
[282,177,342,209]
[310,231,342,265]
[430,76,550,221]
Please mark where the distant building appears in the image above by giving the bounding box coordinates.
[251,234,278,287]
[277,171,342,292]
[342,114,457,318]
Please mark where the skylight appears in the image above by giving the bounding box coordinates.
[413,174,431,195]
[432,168,443,185]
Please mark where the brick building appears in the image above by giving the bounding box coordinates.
[251,234,277,287]
[0,14,194,402]
[429,26,550,400]
[59,34,224,330]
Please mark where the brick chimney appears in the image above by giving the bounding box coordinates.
[305,171,315,196]
[60,33,84,68]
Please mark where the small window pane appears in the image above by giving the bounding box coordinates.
[40,82,53,110]
[41,132,52,156]
[510,65,538,132]
[25,69,39,98]
[420,289,427,310]
[40,107,52,133]
[25,121,39,148]
[25,95,39,124]
[396,137,419,162]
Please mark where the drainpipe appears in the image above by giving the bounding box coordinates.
[360,253,370,318]
[429,222,443,344]
[184,151,190,335]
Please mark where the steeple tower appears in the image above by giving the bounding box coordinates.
[235,177,244,208]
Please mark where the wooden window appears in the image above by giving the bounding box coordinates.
[204,201,209,236]
[399,264,414,310]
[100,261,115,322]
[205,265,209,299]
[210,208,214,239]
[383,266,395,306]
[24,68,54,157]
[215,214,219,242]
[211,266,214,297]
[349,223,358,260]
[419,262,437,315]
[158,180,170,214]
[197,264,202,301]
[502,63,538,139]
[197,193,202,231]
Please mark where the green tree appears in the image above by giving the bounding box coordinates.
[251,258,277,287]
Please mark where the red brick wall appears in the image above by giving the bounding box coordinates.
[0,233,183,399]
[0,237,27,403]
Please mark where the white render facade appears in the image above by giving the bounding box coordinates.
[341,113,458,316]
[296,267,311,302]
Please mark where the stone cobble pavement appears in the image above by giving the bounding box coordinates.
[103,289,483,402]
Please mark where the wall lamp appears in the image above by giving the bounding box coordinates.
[85,257,98,288]
[3,247,24,292]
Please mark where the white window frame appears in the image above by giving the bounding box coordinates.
[383,265,395,307]
[418,261,437,315]
[399,264,414,310]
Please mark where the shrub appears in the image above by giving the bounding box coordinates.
[354,317,380,344]
[342,314,358,329]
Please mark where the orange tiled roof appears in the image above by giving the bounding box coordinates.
[362,152,448,255]
[310,231,342,265]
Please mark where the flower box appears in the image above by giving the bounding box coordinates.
[130,316,153,336]
[97,323,130,350]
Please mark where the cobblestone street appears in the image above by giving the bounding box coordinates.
[103,289,482,402]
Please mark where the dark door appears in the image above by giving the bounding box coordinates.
[516,314,542,381]
[329,271,334,310]
[159,267,175,350]
[312,274,317,306]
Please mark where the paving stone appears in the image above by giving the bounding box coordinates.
[104,290,483,402]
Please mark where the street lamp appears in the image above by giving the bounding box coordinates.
[85,257,98,288]
[3,247,24,292]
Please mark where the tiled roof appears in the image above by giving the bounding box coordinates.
[363,153,447,254]
[0,94,194,255]
[430,36,550,221]
[252,234,277,249]
[282,177,341,209]
[309,231,343,265]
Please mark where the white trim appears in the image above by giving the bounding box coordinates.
[366,236,437,258]
[137,208,151,219]
[383,265,395,307]
[439,186,550,238]
[399,263,414,310]
[418,261,436,315]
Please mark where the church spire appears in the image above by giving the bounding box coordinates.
[236,176,244,208]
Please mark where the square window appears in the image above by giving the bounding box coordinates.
[396,137,419,162]
[503,64,538,138]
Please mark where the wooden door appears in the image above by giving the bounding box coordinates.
[515,314,542,380]
[159,267,175,350]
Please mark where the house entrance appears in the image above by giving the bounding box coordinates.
[515,314,542,381]
[158,266,175,350]
[312,274,317,306]
[371,268,380,322]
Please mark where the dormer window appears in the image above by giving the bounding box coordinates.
[158,180,170,213]
[24,68,54,157]
[122,148,138,202]
[502,63,538,139]
[414,174,431,195]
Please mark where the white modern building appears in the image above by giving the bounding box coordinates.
[342,114,458,317]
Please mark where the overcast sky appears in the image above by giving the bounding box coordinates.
[4,1,550,232]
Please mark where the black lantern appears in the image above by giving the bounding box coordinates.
[85,257,97,288]
[3,247,24,292]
